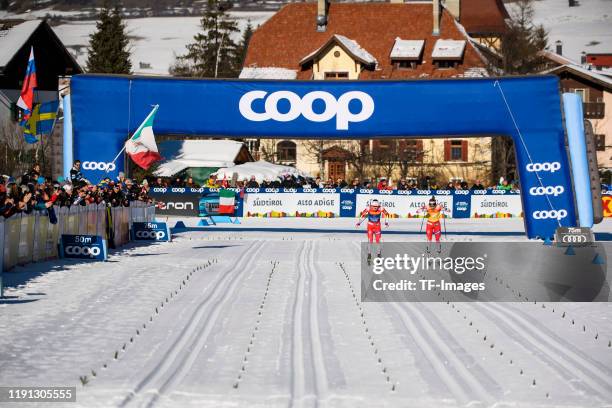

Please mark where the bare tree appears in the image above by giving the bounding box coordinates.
[0,120,40,177]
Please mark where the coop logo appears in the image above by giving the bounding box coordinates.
[65,245,101,258]
[135,230,166,240]
[526,162,561,173]
[239,90,374,130]
[533,209,568,220]
[82,161,116,171]
[529,186,565,196]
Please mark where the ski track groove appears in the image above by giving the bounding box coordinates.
[118,240,265,408]
[352,240,495,404]
[290,240,329,408]
[480,302,612,400]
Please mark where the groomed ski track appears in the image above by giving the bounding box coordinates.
[1,218,611,408]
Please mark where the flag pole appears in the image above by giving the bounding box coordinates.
[106,104,159,173]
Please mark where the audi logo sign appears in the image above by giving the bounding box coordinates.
[554,227,594,247]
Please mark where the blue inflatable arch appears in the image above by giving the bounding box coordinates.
[68,74,592,239]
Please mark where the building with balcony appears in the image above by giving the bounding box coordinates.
[543,64,612,178]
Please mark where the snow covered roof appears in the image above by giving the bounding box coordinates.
[431,39,466,60]
[239,67,297,80]
[390,38,425,60]
[214,160,311,183]
[154,140,250,177]
[0,20,42,68]
[300,34,377,66]
[543,64,612,91]
[457,67,489,78]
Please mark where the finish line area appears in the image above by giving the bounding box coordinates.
[165,217,612,241]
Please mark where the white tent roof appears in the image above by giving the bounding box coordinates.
[154,140,247,177]
[214,160,311,183]
[0,20,42,68]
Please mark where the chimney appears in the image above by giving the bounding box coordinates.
[317,0,329,32]
[443,0,460,20]
[432,0,440,35]
[581,51,587,65]
[555,40,563,55]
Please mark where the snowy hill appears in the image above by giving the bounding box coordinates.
[507,0,612,63]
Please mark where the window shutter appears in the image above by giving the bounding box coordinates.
[444,140,451,161]
[461,140,468,162]
[416,140,424,163]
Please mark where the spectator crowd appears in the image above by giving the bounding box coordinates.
[154,173,519,192]
[1,160,152,220]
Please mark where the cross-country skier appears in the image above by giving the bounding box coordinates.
[356,199,389,264]
[420,196,445,253]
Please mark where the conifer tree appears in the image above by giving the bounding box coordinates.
[170,0,240,78]
[86,1,132,74]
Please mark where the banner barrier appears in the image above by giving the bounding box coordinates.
[60,234,108,261]
[0,202,155,273]
[132,222,172,242]
[149,187,523,219]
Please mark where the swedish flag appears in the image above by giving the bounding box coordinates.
[24,100,59,137]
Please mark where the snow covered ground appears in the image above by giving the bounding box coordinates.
[51,12,274,75]
[508,0,612,63]
[1,218,612,407]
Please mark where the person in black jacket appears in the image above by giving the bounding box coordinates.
[70,160,88,187]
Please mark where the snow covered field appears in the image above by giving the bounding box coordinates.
[1,218,612,407]
[52,12,274,75]
[509,0,612,63]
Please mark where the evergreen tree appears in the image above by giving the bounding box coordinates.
[498,0,548,74]
[170,0,240,78]
[237,20,253,68]
[490,0,548,185]
[86,1,132,74]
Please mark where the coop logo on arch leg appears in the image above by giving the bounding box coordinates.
[526,162,561,173]
[532,209,568,220]
[239,90,374,130]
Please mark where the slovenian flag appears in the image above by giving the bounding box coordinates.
[125,105,162,170]
[17,47,37,122]
[218,189,236,214]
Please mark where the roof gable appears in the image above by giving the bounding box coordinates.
[0,20,42,69]
[243,2,486,80]
[300,34,377,67]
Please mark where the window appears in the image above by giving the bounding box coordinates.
[277,140,297,162]
[444,140,468,162]
[324,72,349,79]
[435,60,458,69]
[596,134,606,151]
[451,140,463,160]
[402,140,423,163]
[395,60,418,69]
[573,88,587,102]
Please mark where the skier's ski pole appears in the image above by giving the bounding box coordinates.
[443,213,448,240]
[418,207,425,233]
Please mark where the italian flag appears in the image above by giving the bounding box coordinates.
[219,189,236,214]
[125,105,162,170]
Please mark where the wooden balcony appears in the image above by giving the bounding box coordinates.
[584,102,605,119]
